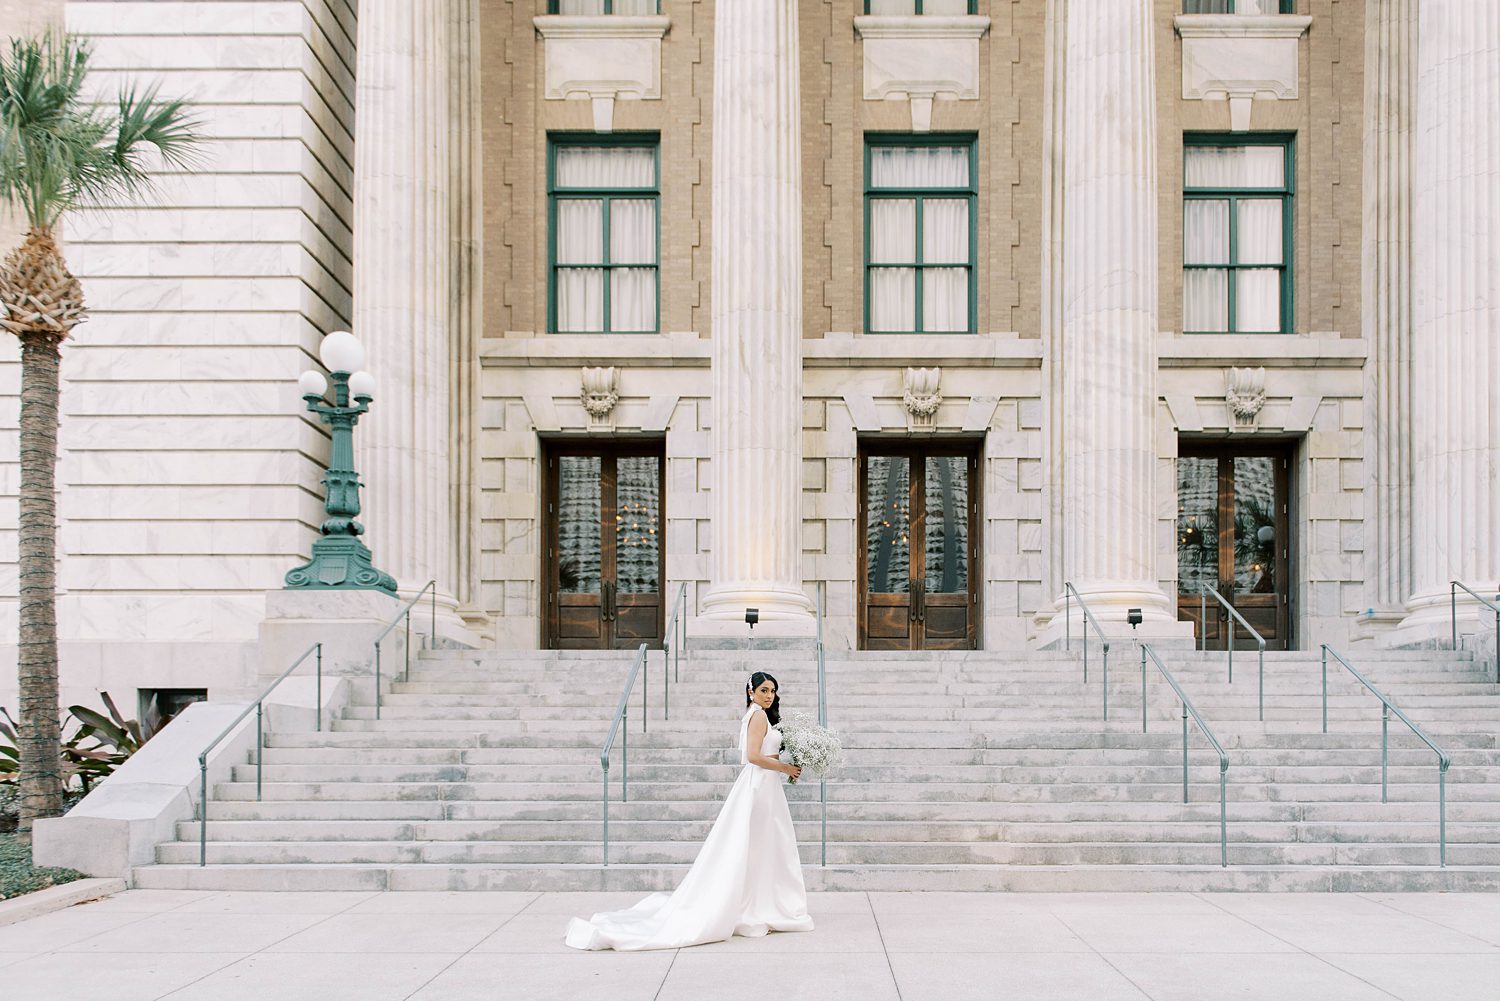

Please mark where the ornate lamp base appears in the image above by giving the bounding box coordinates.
[285,535,397,595]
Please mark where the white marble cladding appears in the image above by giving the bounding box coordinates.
[853,15,990,133]
[533,14,670,133]
[1174,14,1312,132]
[0,0,359,649]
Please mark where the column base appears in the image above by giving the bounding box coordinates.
[1034,583,1192,650]
[696,584,817,638]
[1385,588,1498,651]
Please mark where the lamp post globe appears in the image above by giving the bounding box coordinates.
[348,370,376,401]
[319,330,366,375]
[298,370,328,400]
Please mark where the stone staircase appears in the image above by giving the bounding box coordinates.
[133,646,1500,891]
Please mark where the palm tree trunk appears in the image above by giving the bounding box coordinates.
[17,327,63,830]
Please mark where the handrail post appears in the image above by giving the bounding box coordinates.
[1451,582,1457,650]
[430,583,436,651]
[1257,641,1264,722]
[1227,615,1234,683]
[316,643,323,732]
[1320,644,1328,734]
[1065,588,1071,652]
[375,642,382,721]
[404,610,411,681]
[1200,590,1206,651]
[623,705,629,802]
[1219,768,1228,868]
[663,643,670,721]
[1102,641,1109,722]
[642,653,648,734]
[199,756,207,867]
[1181,702,1189,804]
[1141,644,1148,734]
[602,766,610,866]
[1440,767,1447,868]
[1381,704,1389,803]
[255,703,263,802]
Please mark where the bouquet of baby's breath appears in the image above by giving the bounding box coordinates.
[775,711,845,784]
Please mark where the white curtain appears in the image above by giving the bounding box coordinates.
[1183,146,1284,332]
[869,146,969,332]
[554,147,656,332]
[558,0,658,14]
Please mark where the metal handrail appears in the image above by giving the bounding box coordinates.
[1200,584,1267,721]
[1321,644,1451,867]
[1064,582,1112,719]
[372,579,437,720]
[1450,581,1500,682]
[197,643,322,866]
[600,642,650,866]
[815,584,828,868]
[1139,643,1229,867]
[661,581,689,719]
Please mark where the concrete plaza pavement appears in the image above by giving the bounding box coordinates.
[0,888,1495,1000]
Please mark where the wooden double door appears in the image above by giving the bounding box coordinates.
[545,441,664,649]
[859,443,980,650]
[1176,442,1292,649]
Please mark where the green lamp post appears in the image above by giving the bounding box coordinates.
[284,330,397,595]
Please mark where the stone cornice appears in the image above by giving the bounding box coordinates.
[1157,334,1367,368]
[479,334,1042,369]
[853,15,991,41]
[532,15,671,40]
[1173,14,1313,39]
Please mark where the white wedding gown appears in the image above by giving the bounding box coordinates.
[564,705,814,950]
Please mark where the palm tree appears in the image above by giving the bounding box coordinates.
[0,32,200,830]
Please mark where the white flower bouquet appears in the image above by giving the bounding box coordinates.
[775,711,845,784]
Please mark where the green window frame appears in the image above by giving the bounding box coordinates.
[1182,1,1295,13]
[863,134,978,335]
[1183,134,1294,334]
[864,1,978,13]
[547,134,661,335]
[548,1,662,13]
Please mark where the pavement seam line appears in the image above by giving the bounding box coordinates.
[397,890,545,1001]
[1355,890,1500,949]
[1191,891,1405,1000]
[1048,911,1159,1001]
[651,947,681,1001]
[865,890,904,1001]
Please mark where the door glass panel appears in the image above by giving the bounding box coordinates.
[865,456,910,593]
[616,455,660,595]
[1176,456,1219,594]
[1233,456,1276,594]
[923,456,968,593]
[557,456,601,594]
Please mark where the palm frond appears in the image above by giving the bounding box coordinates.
[0,29,204,228]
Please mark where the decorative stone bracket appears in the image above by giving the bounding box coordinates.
[1175,14,1312,132]
[533,15,671,133]
[854,15,990,133]
[903,366,942,430]
[1225,366,1267,432]
[581,365,620,430]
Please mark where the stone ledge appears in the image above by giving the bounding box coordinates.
[1158,335,1366,368]
[0,877,127,927]
[853,15,992,41]
[1173,14,1314,39]
[480,334,1042,369]
[532,14,672,40]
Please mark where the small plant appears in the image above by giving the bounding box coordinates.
[67,691,166,779]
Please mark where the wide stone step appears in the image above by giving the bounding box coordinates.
[215,779,1500,804]
[176,817,1500,847]
[154,838,1499,867]
[197,798,1500,827]
[250,744,1500,768]
[226,761,1488,785]
[128,861,1500,894]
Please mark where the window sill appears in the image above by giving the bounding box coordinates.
[1173,14,1313,40]
[853,15,990,131]
[533,15,671,39]
[1158,333,1365,369]
[853,15,991,41]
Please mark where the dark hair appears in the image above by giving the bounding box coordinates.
[745,671,781,726]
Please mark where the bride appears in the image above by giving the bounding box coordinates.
[564,671,815,950]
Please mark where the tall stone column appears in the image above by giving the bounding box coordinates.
[1361,0,1416,632]
[352,0,472,643]
[1049,0,1181,639]
[698,0,814,630]
[1395,0,1500,644]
